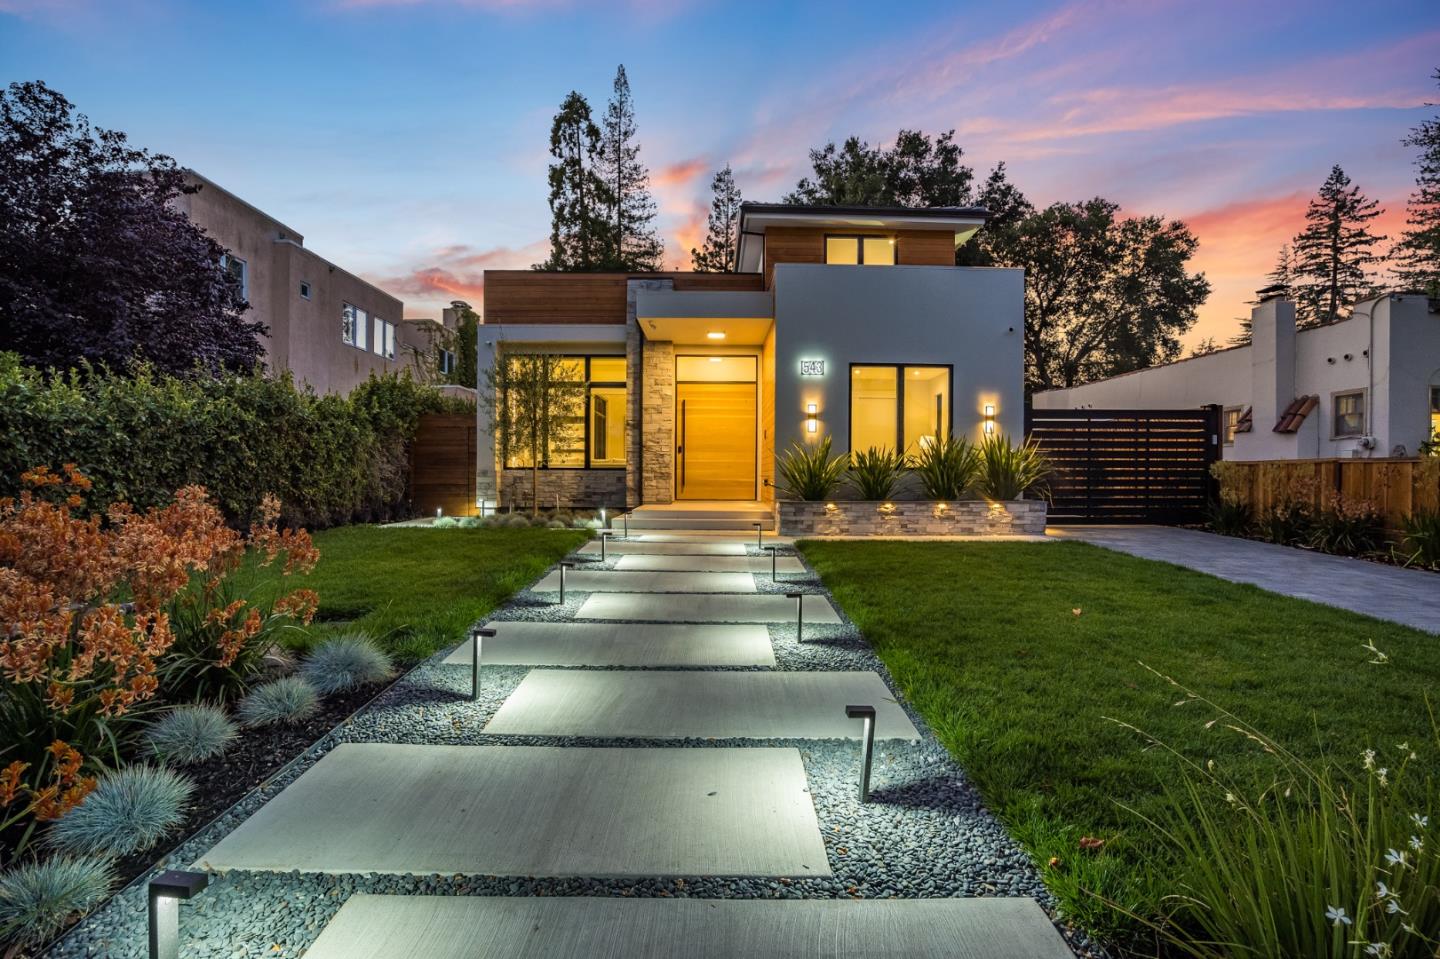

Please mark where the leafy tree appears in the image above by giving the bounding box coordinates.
[482,353,584,513]
[690,164,743,272]
[448,305,478,389]
[784,129,974,208]
[1395,68,1440,296]
[535,92,610,271]
[1290,165,1386,327]
[596,65,663,271]
[987,198,1210,391]
[957,162,1034,266]
[0,81,263,376]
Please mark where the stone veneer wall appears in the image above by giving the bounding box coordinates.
[779,499,1047,536]
[640,340,676,505]
[497,468,626,510]
[626,279,671,508]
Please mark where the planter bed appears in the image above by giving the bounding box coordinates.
[779,499,1047,537]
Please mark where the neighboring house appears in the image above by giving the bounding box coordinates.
[1032,288,1440,461]
[173,171,405,395]
[399,302,478,400]
[478,202,1024,512]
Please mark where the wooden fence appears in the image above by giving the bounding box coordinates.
[409,413,478,517]
[1215,457,1440,532]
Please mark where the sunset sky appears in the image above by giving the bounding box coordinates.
[2,0,1436,347]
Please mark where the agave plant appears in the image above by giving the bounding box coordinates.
[910,435,980,500]
[776,435,850,501]
[974,434,1051,501]
[847,447,908,501]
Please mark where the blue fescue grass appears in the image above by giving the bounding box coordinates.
[47,766,192,859]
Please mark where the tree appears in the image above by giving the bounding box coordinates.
[534,92,610,271]
[986,198,1211,391]
[1189,337,1222,357]
[784,129,974,208]
[596,65,663,271]
[1229,245,1295,346]
[0,81,263,376]
[1290,165,1386,327]
[956,162,1033,266]
[483,353,584,513]
[448,305,478,389]
[1395,68,1440,296]
[690,165,743,272]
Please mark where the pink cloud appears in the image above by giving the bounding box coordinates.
[380,239,550,318]
[653,157,709,190]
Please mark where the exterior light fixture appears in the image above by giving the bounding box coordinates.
[984,404,996,435]
[706,331,726,340]
[149,870,208,959]
[600,507,607,526]
[471,626,496,702]
[709,356,723,363]
[878,501,896,515]
[844,705,877,802]
[597,529,614,561]
[621,511,629,539]
[762,544,779,581]
[436,507,443,518]
[824,502,838,513]
[557,561,575,605]
[785,592,804,642]
[805,403,818,433]
[752,521,764,549]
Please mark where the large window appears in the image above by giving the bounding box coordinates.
[372,317,396,360]
[1333,390,1365,437]
[341,303,368,350]
[824,235,896,266]
[849,364,951,454]
[503,355,627,469]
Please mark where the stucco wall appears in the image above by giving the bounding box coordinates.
[771,264,1025,457]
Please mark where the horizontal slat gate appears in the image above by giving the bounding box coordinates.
[409,413,478,517]
[1025,407,1221,524]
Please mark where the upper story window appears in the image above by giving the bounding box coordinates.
[220,254,248,300]
[1333,390,1365,437]
[439,348,456,375]
[299,281,312,299]
[342,303,368,350]
[825,235,896,266]
[372,317,396,361]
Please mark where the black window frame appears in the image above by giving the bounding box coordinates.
[501,354,627,471]
[847,362,954,454]
[824,234,898,265]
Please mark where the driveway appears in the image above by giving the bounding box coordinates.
[1050,525,1440,634]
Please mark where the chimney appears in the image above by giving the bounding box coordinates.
[1248,290,1296,433]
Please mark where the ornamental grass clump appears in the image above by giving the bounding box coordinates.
[47,765,192,859]
[1399,508,1440,569]
[776,436,849,501]
[300,633,394,695]
[910,435,980,500]
[144,705,236,765]
[1308,493,1384,557]
[847,447,908,501]
[0,855,113,952]
[974,434,1050,501]
[236,676,319,727]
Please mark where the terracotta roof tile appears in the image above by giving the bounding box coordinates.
[1273,395,1318,433]
[1235,406,1253,433]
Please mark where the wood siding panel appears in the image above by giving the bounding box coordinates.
[483,271,764,325]
[410,413,477,517]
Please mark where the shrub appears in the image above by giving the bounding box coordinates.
[910,435,979,500]
[300,634,394,695]
[1257,501,1314,546]
[1208,496,1253,537]
[0,855,114,952]
[236,676,319,727]
[974,434,1050,501]
[458,516,481,529]
[776,436,849,501]
[1398,508,1440,570]
[1307,494,1383,556]
[432,516,459,528]
[847,447,907,500]
[144,705,237,765]
[47,766,192,859]
[545,519,567,529]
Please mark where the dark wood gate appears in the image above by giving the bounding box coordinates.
[409,413,477,517]
[1025,407,1221,524]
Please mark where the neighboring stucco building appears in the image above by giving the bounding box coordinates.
[173,171,406,394]
[477,203,1024,516]
[1032,289,1440,461]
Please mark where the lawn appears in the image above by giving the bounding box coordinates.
[260,525,590,661]
[798,539,1440,945]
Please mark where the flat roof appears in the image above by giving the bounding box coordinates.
[738,202,992,220]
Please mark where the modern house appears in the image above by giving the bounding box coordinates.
[174,171,408,395]
[1032,289,1440,461]
[477,203,1024,523]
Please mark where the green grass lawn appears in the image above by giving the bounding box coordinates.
[260,525,589,661]
[798,539,1439,944]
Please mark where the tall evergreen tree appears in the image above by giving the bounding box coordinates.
[690,165,743,272]
[596,65,663,271]
[535,91,609,271]
[1231,245,1296,345]
[784,129,973,208]
[1290,165,1386,327]
[1395,68,1440,296]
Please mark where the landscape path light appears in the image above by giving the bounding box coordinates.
[621,511,629,539]
[558,561,575,605]
[471,625,496,702]
[845,705,877,802]
[785,592,804,642]
[597,529,614,561]
[752,521,764,549]
[148,869,208,959]
[762,544,779,581]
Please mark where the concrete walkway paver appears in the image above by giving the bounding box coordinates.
[441,622,776,667]
[485,670,921,740]
[303,895,1074,959]
[196,743,829,878]
[1052,525,1440,634]
[577,591,842,624]
[532,569,757,593]
[615,553,807,574]
[577,540,746,556]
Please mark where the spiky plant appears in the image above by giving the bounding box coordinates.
[776,436,849,501]
[0,855,114,951]
[846,447,908,501]
[47,766,192,858]
[910,435,980,500]
[236,676,319,727]
[300,633,394,695]
[144,704,237,765]
[974,434,1051,501]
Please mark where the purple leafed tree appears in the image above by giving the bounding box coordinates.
[0,80,266,376]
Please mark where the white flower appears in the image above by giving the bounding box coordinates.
[1377,767,1389,786]
[1385,898,1408,915]
[1408,835,1423,852]
[1365,943,1391,958]
[1411,813,1429,829]
[1326,905,1352,926]
[1363,749,1377,771]
[1384,848,1409,869]
[1375,881,1393,899]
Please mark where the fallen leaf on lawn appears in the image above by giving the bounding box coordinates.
[1072,608,1083,616]
[1079,836,1105,852]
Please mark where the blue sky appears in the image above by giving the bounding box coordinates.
[2,0,1437,345]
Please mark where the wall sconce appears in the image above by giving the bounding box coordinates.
[805,403,818,433]
[877,502,896,516]
[933,502,948,517]
[149,870,208,959]
[983,404,996,435]
[824,502,838,513]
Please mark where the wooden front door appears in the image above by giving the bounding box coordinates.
[676,382,757,500]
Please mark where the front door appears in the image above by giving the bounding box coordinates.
[675,356,757,500]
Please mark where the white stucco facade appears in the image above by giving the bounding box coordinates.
[1032,293,1440,461]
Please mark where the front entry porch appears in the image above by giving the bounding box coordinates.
[627,500,776,531]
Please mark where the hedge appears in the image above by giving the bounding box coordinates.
[0,354,474,528]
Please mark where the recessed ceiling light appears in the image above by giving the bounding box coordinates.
[706,331,725,340]
[709,356,723,363]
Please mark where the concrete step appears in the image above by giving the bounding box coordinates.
[626,505,776,531]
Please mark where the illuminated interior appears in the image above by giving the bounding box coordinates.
[503,354,626,469]
[824,235,896,266]
[850,365,950,453]
[850,366,898,453]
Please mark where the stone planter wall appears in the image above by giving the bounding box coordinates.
[779,499,1047,536]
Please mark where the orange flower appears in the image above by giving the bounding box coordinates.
[0,761,28,806]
